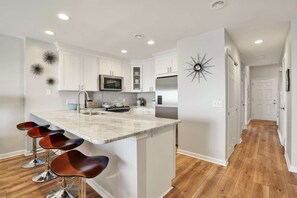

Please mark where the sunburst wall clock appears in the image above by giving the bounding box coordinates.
[185,53,215,83]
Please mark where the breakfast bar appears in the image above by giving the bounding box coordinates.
[31,110,180,198]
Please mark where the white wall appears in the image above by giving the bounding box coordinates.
[177,28,227,165]
[290,19,297,169]
[24,38,80,153]
[0,34,25,157]
[250,65,279,80]
[244,66,251,124]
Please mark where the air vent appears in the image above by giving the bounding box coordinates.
[210,0,227,10]
[134,34,144,39]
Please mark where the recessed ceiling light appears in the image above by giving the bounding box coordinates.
[57,13,70,21]
[44,30,55,35]
[210,0,227,10]
[147,40,155,45]
[134,34,144,39]
[254,40,263,44]
[121,49,128,54]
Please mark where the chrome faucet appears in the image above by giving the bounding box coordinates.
[77,90,90,113]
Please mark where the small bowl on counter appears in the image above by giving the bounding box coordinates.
[67,103,77,110]
[115,103,124,107]
[102,103,111,108]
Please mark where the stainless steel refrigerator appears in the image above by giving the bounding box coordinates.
[155,75,178,145]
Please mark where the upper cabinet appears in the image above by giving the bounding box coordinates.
[142,59,155,92]
[131,64,143,92]
[130,59,155,92]
[58,50,99,91]
[154,49,177,77]
[99,57,122,77]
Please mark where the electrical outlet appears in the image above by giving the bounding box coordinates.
[46,89,51,95]
[212,100,223,108]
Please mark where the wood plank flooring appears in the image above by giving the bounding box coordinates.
[1,120,296,197]
[165,120,297,198]
[0,153,101,198]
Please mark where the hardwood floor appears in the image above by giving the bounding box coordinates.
[1,120,296,197]
[0,153,101,198]
[165,120,297,198]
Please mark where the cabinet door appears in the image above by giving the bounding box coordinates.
[131,65,142,92]
[155,56,171,75]
[82,55,99,91]
[132,107,144,115]
[112,61,122,76]
[142,60,155,92]
[59,51,81,90]
[143,108,155,116]
[122,63,131,92]
[170,53,178,73]
[99,58,112,75]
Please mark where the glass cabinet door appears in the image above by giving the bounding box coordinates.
[132,65,142,92]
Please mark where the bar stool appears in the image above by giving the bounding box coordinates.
[27,127,64,182]
[16,121,50,168]
[50,150,109,198]
[39,133,84,198]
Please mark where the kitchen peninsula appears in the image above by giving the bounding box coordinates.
[31,110,180,198]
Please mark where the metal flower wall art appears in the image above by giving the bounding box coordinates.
[46,77,56,86]
[31,63,44,76]
[43,51,58,64]
[185,53,215,83]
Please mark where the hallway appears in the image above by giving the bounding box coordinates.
[165,120,297,197]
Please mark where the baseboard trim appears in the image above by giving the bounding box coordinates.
[284,152,297,173]
[0,150,25,160]
[87,179,113,198]
[24,147,44,156]
[245,119,252,129]
[277,129,284,146]
[177,149,228,166]
[159,187,173,198]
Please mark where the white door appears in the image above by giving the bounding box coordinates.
[251,79,277,121]
[227,56,238,158]
[279,56,287,146]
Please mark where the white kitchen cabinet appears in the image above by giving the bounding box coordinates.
[154,51,177,76]
[132,107,155,117]
[131,65,142,92]
[142,59,155,92]
[122,63,131,92]
[58,50,99,91]
[99,57,122,76]
[82,55,99,91]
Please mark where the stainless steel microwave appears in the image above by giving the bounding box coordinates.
[99,75,123,91]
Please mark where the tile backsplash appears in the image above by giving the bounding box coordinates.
[92,91,137,107]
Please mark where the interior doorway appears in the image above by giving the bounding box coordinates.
[227,55,240,158]
[251,78,278,121]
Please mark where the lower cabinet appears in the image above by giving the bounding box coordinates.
[132,107,155,117]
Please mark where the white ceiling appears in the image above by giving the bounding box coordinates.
[0,0,296,65]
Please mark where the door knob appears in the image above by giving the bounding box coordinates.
[281,107,285,110]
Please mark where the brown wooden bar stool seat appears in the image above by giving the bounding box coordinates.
[27,127,64,183]
[50,150,109,198]
[16,121,50,168]
[39,133,84,198]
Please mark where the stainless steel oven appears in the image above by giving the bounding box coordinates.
[99,75,123,91]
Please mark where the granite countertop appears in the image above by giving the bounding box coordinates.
[31,110,180,144]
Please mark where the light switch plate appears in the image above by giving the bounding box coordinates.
[213,100,223,107]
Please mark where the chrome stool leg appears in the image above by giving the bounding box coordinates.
[79,177,86,198]
[22,138,45,168]
[46,178,78,198]
[32,149,57,182]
